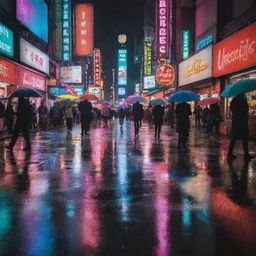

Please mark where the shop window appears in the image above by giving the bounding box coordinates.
[226,70,256,118]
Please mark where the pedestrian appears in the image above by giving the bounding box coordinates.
[49,103,59,128]
[101,105,110,127]
[175,102,192,150]
[0,100,5,133]
[4,99,14,133]
[118,107,126,126]
[194,104,202,127]
[78,99,93,136]
[202,106,209,128]
[168,103,175,128]
[152,104,165,138]
[38,100,48,130]
[31,103,38,129]
[227,94,254,161]
[131,101,144,136]
[5,97,33,151]
[64,104,73,131]
[207,103,222,135]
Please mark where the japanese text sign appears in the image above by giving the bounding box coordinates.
[118,49,127,86]
[0,22,14,57]
[144,42,152,75]
[156,64,175,86]
[0,58,15,84]
[62,0,71,61]
[94,49,101,87]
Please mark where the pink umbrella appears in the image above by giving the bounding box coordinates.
[199,97,221,106]
[101,101,112,106]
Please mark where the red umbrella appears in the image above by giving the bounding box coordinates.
[79,93,99,101]
[199,97,221,106]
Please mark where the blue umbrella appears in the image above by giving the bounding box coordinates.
[221,79,256,98]
[149,98,168,106]
[8,87,43,98]
[169,90,200,102]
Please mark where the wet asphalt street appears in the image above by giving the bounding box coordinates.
[0,120,256,256]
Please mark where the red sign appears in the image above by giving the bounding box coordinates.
[94,49,101,87]
[156,64,175,86]
[213,23,256,77]
[75,4,93,56]
[156,0,170,58]
[0,58,15,84]
[16,66,46,91]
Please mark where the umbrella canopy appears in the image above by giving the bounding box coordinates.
[126,95,147,104]
[221,79,256,98]
[199,97,221,106]
[95,99,107,104]
[8,87,43,98]
[58,94,77,100]
[149,98,168,106]
[101,101,112,106]
[79,93,99,101]
[169,90,200,102]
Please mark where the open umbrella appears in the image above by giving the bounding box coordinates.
[101,101,112,106]
[221,79,256,98]
[198,97,221,106]
[169,90,200,102]
[126,95,147,104]
[79,93,99,101]
[58,94,77,100]
[8,87,43,98]
[149,98,168,106]
[95,99,107,104]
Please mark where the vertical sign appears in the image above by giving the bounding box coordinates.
[62,0,71,61]
[182,30,190,59]
[118,49,127,86]
[144,42,152,75]
[75,4,93,56]
[0,22,14,57]
[94,49,101,87]
[156,0,170,58]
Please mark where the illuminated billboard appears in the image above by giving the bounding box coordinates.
[0,22,14,57]
[182,30,190,59]
[144,76,155,89]
[75,4,93,56]
[60,66,82,83]
[16,0,48,42]
[156,0,170,58]
[144,42,152,75]
[94,49,101,87]
[62,0,71,61]
[118,49,127,86]
[118,87,126,96]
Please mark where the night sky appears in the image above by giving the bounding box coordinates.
[90,0,147,98]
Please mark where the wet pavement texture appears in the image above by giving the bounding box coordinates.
[0,120,256,256]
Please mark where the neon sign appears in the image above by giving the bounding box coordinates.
[144,42,152,75]
[62,0,71,61]
[118,49,127,86]
[196,35,213,51]
[182,30,190,59]
[94,49,101,87]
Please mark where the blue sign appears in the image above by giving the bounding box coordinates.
[0,22,14,57]
[118,87,126,96]
[118,49,127,86]
[196,35,213,51]
[48,87,66,96]
[182,30,190,59]
[73,87,84,95]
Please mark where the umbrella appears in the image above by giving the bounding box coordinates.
[126,95,147,104]
[198,97,221,106]
[101,101,112,106]
[95,99,107,104]
[58,94,77,100]
[8,87,43,98]
[149,98,169,106]
[169,90,200,102]
[221,79,256,98]
[79,93,99,101]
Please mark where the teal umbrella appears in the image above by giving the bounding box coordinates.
[221,79,256,98]
[8,87,43,98]
[149,98,168,106]
[169,91,200,102]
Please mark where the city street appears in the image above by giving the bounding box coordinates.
[0,120,256,256]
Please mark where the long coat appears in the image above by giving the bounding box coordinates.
[230,95,249,139]
[16,99,33,128]
[152,105,165,125]
[132,102,144,122]
[175,102,191,134]
[78,100,93,121]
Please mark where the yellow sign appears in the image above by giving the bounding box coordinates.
[183,58,208,79]
[144,42,152,76]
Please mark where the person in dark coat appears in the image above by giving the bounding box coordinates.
[175,102,192,150]
[152,105,165,138]
[5,99,14,133]
[202,106,209,128]
[194,105,202,127]
[78,99,93,136]
[227,94,254,161]
[207,103,222,135]
[5,98,33,151]
[131,101,144,136]
[118,107,126,126]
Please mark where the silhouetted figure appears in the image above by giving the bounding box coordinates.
[132,101,144,136]
[152,105,165,138]
[38,100,48,130]
[101,105,110,127]
[5,99,14,133]
[207,103,222,135]
[194,105,202,127]
[64,105,73,131]
[78,99,93,136]
[175,102,192,150]
[118,108,126,126]
[5,98,33,151]
[168,103,175,128]
[227,94,254,161]
[202,106,209,128]
[0,100,5,132]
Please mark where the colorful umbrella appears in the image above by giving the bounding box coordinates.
[101,101,112,106]
[8,87,43,98]
[95,99,107,104]
[169,91,200,102]
[58,94,77,100]
[198,97,221,106]
[79,93,99,101]
[149,98,168,106]
[126,95,147,104]
[221,79,256,98]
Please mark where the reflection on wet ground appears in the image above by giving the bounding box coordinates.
[0,120,256,256]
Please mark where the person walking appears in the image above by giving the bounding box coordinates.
[227,94,254,161]
[101,105,110,127]
[202,106,209,129]
[207,103,222,135]
[175,102,192,150]
[168,103,175,128]
[31,103,38,129]
[118,107,126,126]
[38,100,48,130]
[64,105,73,131]
[152,104,165,138]
[78,99,93,136]
[194,105,202,127]
[4,99,14,133]
[131,101,144,136]
[49,103,59,128]
[0,100,5,133]
[5,97,33,151]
